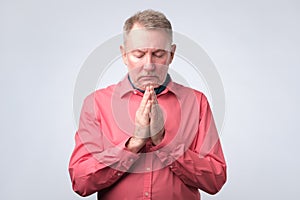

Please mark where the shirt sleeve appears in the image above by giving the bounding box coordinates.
[152,93,227,194]
[68,93,139,197]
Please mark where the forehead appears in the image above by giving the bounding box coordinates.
[124,28,172,53]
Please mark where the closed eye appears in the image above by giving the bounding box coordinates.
[153,50,167,58]
[131,51,145,58]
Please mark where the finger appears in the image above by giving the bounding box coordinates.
[139,86,151,112]
[143,100,152,116]
[150,102,158,118]
[149,86,158,104]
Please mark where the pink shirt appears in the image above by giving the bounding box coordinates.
[69,76,227,200]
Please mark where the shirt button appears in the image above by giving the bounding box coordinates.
[146,167,151,171]
[145,192,149,197]
[169,165,173,169]
[117,172,121,176]
[129,158,134,162]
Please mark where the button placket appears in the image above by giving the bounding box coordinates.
[143,148,153,199]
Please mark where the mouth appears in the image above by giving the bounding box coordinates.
[139,76,157,80]
[140,75,157,79]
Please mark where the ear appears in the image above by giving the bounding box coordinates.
[120,45,128,66]
[168,44,176,64]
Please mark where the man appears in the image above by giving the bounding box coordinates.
[69,10,226,200]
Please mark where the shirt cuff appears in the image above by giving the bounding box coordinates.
[151,143,186,166]
[101,138,140,172]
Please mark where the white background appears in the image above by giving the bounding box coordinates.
[1,0,300,199]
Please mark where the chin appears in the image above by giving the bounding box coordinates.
[136,81,160,90]
[144,81,160,87]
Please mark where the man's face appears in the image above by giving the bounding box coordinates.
[121,25,176,90]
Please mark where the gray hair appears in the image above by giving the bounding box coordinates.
[123,9,173,44]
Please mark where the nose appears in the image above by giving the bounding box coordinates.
[143,54,155,71]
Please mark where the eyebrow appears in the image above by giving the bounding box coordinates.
[131,49,166,53]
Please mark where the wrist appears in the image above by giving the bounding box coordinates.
[151,129,165,146]
[126,137,147,153]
